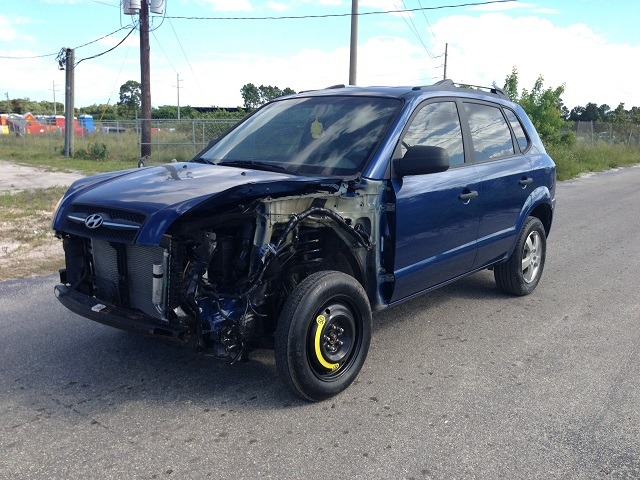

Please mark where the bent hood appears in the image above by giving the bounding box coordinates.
[53,162,342,245]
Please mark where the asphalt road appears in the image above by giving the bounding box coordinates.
[1,167,639,480]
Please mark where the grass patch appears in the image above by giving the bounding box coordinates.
[0,128,203,175]
[0,186,68,211]
[547,142,640,181]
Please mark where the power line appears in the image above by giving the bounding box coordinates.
[417,0,439,43]
[75,25,137,66]
[73,25,133,50]
[167,17,195,76]
[151,29,178,73]
[0,0,513,60]
[0,51,58,60]
[395,0,435,59]
[164,0,516,21]
[0,25,134,60]
[166,15,207,98]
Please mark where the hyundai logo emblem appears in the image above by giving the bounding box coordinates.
[85,213,104,229]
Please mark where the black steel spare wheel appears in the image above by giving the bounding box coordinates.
[275,270,372,401]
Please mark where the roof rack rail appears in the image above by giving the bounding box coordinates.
[298,84,347,94]
[454,82,508,100]
[412,79,509,100]
[412,79,455,91]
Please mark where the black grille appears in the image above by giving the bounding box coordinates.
[69,204,146,224]
[59,204,147,244]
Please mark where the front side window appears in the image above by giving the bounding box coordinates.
[464,102,515,161]
[401,101,465,166]
[198,96,402,176]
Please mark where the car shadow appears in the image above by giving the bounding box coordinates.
[4,270,508,416]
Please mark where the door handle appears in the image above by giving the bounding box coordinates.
[519,177,533,186]
[458,190,478,202]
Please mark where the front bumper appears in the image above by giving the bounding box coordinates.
[54,284,195,348]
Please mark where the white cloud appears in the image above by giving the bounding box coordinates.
[429,13,640,108]
[149,35,435,108]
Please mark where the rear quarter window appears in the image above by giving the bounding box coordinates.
[504,108,530,152]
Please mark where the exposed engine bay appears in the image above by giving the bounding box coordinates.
[56,179,391,361]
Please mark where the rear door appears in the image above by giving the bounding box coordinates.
[462,102,535,268]
[391,100,481,302]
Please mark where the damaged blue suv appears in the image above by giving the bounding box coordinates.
[53,80,556,401]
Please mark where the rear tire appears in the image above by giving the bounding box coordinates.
[275,271,372,402]
[494,216,546,296]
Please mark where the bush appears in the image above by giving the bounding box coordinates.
[76,142,108,160]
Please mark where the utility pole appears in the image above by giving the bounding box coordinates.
[140,0,152,158]
[349,0,358,86]
[63,48,75,157]
[443,43,448,80]
[174,73,182,120]
[51,80,59,115]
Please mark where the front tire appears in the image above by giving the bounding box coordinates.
[275,271,372,401]
[494,216,546,296]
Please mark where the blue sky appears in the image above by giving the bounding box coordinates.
[1,0,639,110]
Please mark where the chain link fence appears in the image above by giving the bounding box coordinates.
[0,117,241,165]
[87,118,240,164]
[571,121,640,146]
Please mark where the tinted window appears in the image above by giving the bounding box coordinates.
[505,108,529,151]
[199,96,401,176]
[401,101,465,165]
[464,103,515,161]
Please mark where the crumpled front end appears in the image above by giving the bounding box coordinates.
[54,177,392,360]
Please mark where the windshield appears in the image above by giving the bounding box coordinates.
[198,95,402,176]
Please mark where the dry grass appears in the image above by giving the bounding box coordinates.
[0,187,66,281]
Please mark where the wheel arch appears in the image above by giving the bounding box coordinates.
[521,186,554,237]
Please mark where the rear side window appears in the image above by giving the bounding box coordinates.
[504,108,529,152]
[464,102,514,161]
[401,101,465,166]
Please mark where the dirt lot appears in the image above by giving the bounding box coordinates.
[0,161,84,281]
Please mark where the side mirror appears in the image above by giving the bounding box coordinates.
[394,145,450,176]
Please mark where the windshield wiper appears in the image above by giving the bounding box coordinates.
[216,160,291,174]
[191,157,214,165]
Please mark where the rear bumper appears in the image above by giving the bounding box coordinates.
[54,284,194,347]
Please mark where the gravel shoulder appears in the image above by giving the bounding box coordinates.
[0,160,84,193]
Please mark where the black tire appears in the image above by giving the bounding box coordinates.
[275,271,372,402]
[494,216,546,296]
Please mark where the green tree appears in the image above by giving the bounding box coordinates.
[502,66,519,102]
[583,102,599,122]
[503,70,568,145]
[240,83,296,110]
[611,102,629,124]
[240,83,261,110]
[118,80,141,119]
[597,104,611,122]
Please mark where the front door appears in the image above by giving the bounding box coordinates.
[391,100,481,302]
